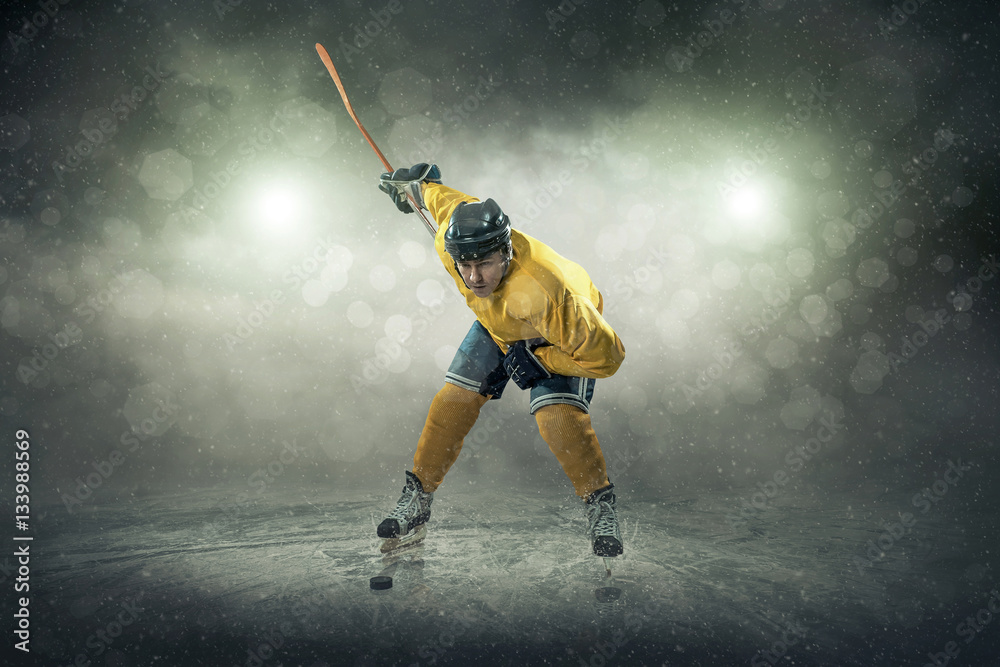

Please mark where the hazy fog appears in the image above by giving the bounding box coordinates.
[1,0,997,512]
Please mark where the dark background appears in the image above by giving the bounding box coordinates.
[1,0,998,664]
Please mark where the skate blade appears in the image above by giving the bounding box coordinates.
[379,524,427,554]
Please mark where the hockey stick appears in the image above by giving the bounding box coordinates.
[315,42,437,238]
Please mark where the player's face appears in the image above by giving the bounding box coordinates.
[457,251,507,298]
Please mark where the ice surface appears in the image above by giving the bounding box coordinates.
[28,481,999,665]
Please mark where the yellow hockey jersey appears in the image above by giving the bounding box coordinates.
[422,183,625,379]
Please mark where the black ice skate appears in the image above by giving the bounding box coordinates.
[586,484,623,558]
[377,471,433,553]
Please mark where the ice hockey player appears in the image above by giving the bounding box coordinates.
[375,163,627,557]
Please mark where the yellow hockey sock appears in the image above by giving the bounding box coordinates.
[535,403,610,499]
[412,383,489,492]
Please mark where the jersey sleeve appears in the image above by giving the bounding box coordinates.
[531,293,626,379]
[421,183,478,229]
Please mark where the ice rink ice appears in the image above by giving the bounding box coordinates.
[26,478,1000,666]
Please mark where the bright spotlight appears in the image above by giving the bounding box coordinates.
[251,182,305,234]
[728,185,766,221]
[260,188,297,218]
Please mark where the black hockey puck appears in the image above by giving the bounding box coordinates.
[595,586,621,602]
[370,576,393,590]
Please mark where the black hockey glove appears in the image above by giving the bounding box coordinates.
[503,340,551,390]
[378,162,442,214]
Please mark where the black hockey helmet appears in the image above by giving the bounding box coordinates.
[444,199,511,262]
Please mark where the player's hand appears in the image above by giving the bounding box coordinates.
[378,163,441,213]
[503,341,551,390]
